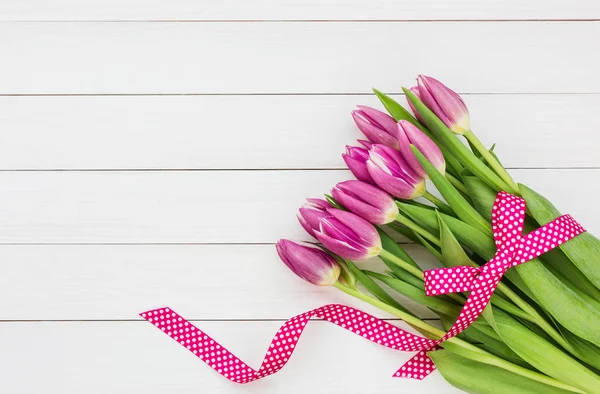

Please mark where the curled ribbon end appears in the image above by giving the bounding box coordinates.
[393,351,436,380]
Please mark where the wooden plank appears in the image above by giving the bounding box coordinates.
[0,22,598,94]
[0,169,595,244]
[0,0,598,21]
[0,320,458,393]
[0,94,598,170]
[0,244,442,320]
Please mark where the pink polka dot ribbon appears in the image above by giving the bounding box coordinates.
[140,192,585,383]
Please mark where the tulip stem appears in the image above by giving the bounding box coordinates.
[379,249,424,280]
[422,191,454,216]
[445,173,468,194]
[395,213,441,246]
[463,130,520,195]
[332,281,585,393]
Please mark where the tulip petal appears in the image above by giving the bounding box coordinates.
[367,160,425,199]
[397,120,446,177]
[327,209,382,251]
[314,229,371,261]
[396,121,427,178]
[417,76,452,128]
[352,111,399,149]
[276,240,341,285]
[343,154,375,184]
[333,180,398,224]
[356,105,398,136]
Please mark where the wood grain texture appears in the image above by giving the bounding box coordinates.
[0,0,598,21]
[0,321,458,393]
[0,22,598,94]
[0,169,595,244]
[0,94,598,170]
[0,244,443,321]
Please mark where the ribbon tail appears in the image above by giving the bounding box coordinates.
[393,350,438,380]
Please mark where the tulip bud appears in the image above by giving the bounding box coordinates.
[351,106,399,149]
[366,144,426,199]
[276,239,341,286]
[395,120,445,178]
[314,209,382,260]
[332,180,398,224]
[297,198,331,238]
[406,87,424,123]
[416,75,470,135]
[342,145,375,184]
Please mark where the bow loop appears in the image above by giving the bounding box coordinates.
[491,191,527,251]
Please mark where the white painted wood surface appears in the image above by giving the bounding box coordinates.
[0,2,597,393]
[0,22,598,94]
[0,0,598,21]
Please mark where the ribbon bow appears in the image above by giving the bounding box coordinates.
[140,192,585,382]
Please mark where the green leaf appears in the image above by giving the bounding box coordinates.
[430,350,575,394]
[372,88,420,124]
[398,202,497,259]
[386,222,422,244]
[457,323,531,369]
[467,139,483,158]
[462,172,498,222]
[376,228,423,289]
[413,232,442,261]
[541,248,600,301]
[377,228,419,268]
[324,194,344,210]
[403,87,518,194]
[520,183,600,290]
[343,260,413,315]
[515,258,600,348]
[365,271,461,317]
[437,213,474,268]
[556,323,600,372]
[412,146,492,234]
[493,309,600,394]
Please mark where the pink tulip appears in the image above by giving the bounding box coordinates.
[342,145,375,184]
[314,209,382,260]
[367,144,426,199]
[276,240,341,286]
[351,106,399,148]
[297,198,331,238]
[416,75,470,135]
[395,120,446,178]
[332,180,398,224]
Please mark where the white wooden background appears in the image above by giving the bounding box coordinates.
[0,1,599,393]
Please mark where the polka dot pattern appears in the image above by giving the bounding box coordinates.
[140,193,585,384]
[140,304,438,383]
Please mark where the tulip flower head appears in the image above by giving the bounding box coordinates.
[351,106,399,149]
[276,239,341,286]
[395,120,446,178]
[416,75,470,135]
[314,208,382,261]
[332,180,399,224]
[366,144,426,199]
[297,198,332,238]
[342,145,375,184]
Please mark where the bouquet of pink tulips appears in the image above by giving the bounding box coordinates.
[277,76,600,394]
